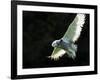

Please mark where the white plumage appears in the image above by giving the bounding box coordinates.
[49,14,86,60]
[48,48,66,60]
[62,14,85,42]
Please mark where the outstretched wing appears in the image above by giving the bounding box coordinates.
[62,14,85,42]
[48,47,66,60]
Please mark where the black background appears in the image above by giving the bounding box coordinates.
[23,11,89,69]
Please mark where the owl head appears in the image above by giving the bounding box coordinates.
[52,39,61,47]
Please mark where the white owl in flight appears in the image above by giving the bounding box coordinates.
[48,14,86,61]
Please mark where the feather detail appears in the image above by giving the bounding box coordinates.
[62,14,86,42]
[48,47,66,61]
[73,14,85,42]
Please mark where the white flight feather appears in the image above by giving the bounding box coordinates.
[49,48,66,60]
[62,14,85,42]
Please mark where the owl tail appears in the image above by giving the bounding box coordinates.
[66,44,77,59]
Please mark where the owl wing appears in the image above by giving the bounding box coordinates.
[62,14,86,42]
[48,47,66,60]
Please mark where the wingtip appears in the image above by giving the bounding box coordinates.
[46,56,60,61]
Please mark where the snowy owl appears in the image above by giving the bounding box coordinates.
[48,14,86,61]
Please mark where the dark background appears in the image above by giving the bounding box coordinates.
[23,11,89,69]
